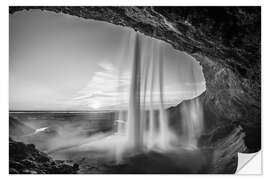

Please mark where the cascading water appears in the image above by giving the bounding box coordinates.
[178,53,204,150]
[180,98,204,149]
[123,31,177,153]
[70,30,204,164]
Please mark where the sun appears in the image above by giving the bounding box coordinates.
[89,101,101,109]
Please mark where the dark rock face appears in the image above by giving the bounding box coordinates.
[9,6,260,155]
[9,138,79,174]
[198,125,247,173]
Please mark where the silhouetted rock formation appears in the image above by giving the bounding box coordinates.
[9,138,79,174]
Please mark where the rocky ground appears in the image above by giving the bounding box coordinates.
[9,138,79,174]
[49,147,212,174]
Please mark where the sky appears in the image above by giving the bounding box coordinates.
[9,10,205,111]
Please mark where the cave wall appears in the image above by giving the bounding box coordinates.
[9,6,261,152]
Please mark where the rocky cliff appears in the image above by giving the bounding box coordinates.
[9,138,79,174]
[9,6,261,153]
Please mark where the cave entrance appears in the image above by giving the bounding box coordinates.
[10,9,206,111]
[10,9,207,168]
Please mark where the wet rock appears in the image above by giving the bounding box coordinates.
[21,159,37,168]
[35,155,51,163]
[27,143,35,149]
[73,163,79,170]
[22,169,38,174]
[9,168,19,174]
[9,161,24,171]
[9,138,79,174]
[198,125,247,173]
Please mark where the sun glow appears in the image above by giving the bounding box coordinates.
[89,101,101,109]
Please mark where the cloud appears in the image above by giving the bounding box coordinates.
[69,60,206,110]
[71,60,130,109]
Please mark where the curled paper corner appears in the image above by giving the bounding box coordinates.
[236,151,262,175]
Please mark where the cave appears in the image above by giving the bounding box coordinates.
[9,6,261,174]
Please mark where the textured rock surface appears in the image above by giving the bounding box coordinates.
[9,7,261,152]
[198,125,247,173]
[9,138,79,174]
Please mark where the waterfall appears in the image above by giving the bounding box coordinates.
[113,31,204,158]
[117,32,178,154]
[75,30,204,164]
